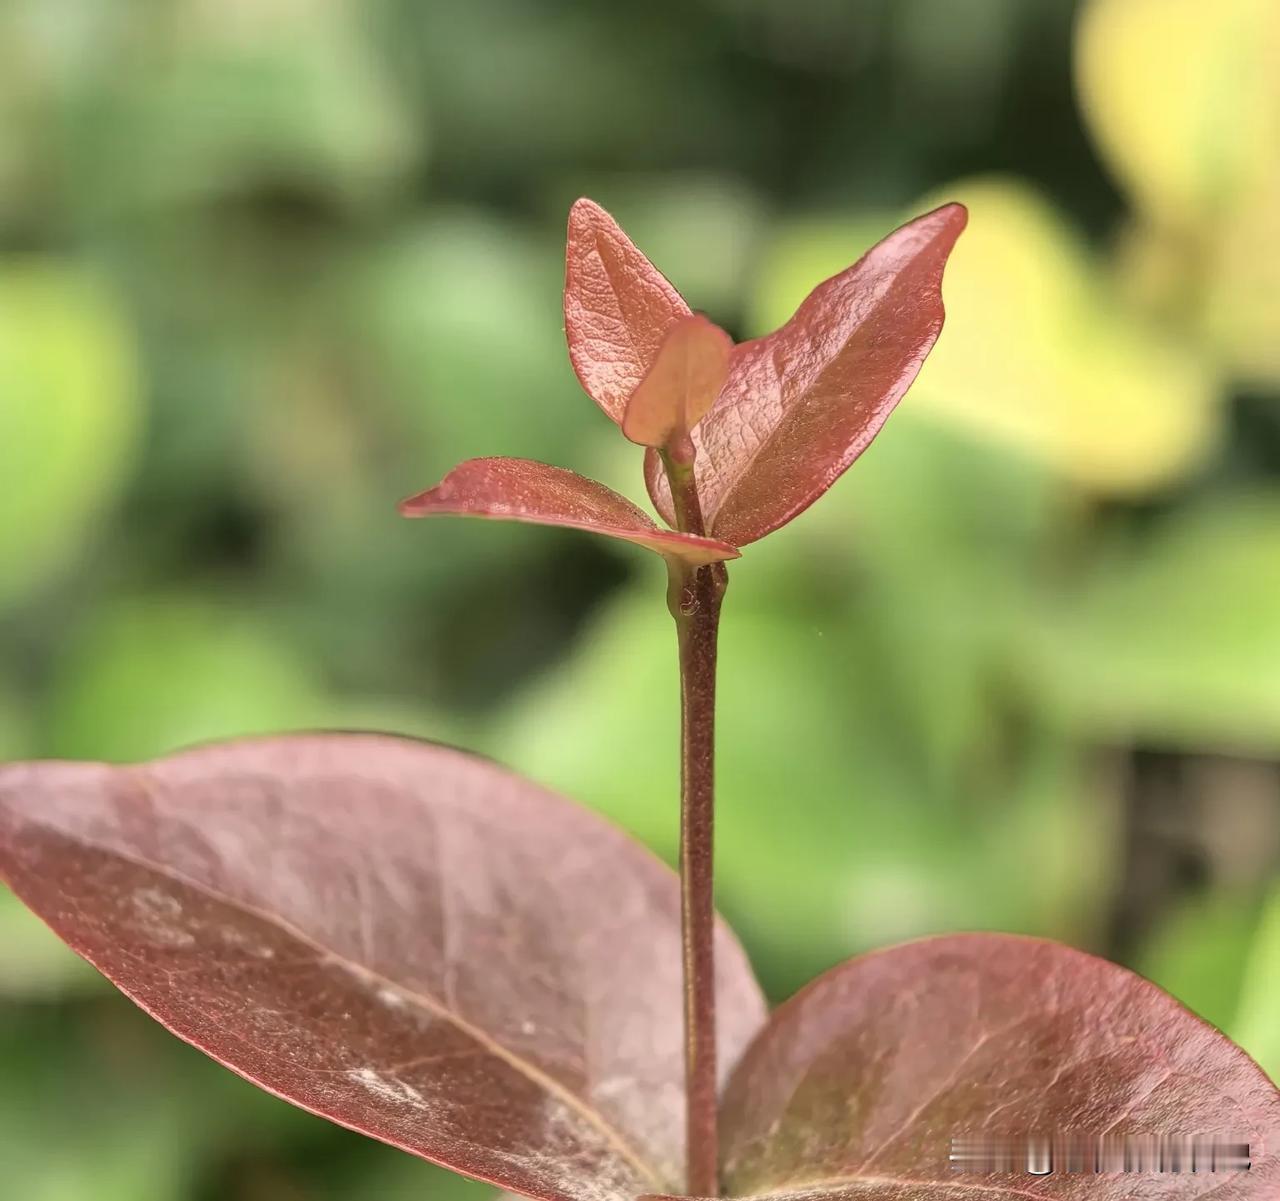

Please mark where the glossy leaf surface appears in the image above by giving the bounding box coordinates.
[646,205,967,545]
[564,197,691,424]
[715,934,1279,1199]
[0,734,768,1201]
[400,457,738,566]
[622,315,733,449]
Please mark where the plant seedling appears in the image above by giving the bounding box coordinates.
[1,199,1277,1200]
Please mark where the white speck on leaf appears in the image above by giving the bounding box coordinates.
[130,887,196,949]
[346,1067,425,1109]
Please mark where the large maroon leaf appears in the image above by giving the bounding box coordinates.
[646,204,968,545]
[712,934,1279,1199]
[564,197,691,425]
[0,734,767,1201]
[399,457,739,566]
[622,314,734,450]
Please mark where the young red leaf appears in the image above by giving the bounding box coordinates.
[715,934,1280,1199]
[622,314,733,450]
[646,204,968,545]
[0,734,767,1201]
[564,197,692,424]
[399,457,739,566]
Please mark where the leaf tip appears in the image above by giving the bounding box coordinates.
[396,493,428,517]
[927,200,969,243]
[685,311,735,353]
[397,485,441,518]
[399,458,486,517]
[567,195,611,233]
[621,313,734,448]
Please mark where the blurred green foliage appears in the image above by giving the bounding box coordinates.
[1,0,1276,1196]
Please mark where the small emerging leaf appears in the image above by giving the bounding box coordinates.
[400,457,739,566]
[0,734,768,1201]
[564,198,691,424]
[647,204,967,545]
[716,933,1280,1199]
[622,314,733,450]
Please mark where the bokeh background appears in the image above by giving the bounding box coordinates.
[2,0,1279,1196]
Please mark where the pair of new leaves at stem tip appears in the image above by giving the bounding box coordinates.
[401,196,969,565]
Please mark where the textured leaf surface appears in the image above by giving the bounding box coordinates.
[400,458,739,566]
[0,734,767,1201]
[714,934,1280,1199]
[646,205,966,545]
[564,197,691,424]
[622,314,733,449]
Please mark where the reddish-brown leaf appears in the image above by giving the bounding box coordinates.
[646,204,968,545]
[0,734,767,1201]
[399,457,739,566]
[622,315,733,450]
[564,197,691,425]
[713,933,1280,1199]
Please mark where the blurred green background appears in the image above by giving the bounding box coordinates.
[2,0,1279,1196]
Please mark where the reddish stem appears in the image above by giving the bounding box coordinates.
[663,446,724,1196]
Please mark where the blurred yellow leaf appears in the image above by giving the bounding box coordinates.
[0,263,140,608]
[1076,0,1280,230]
[1078,0,1280,385]
[911,179,1217,494]
[747,180,1218,489]
[749,180,1217,494]
[1201,161,1280,385]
